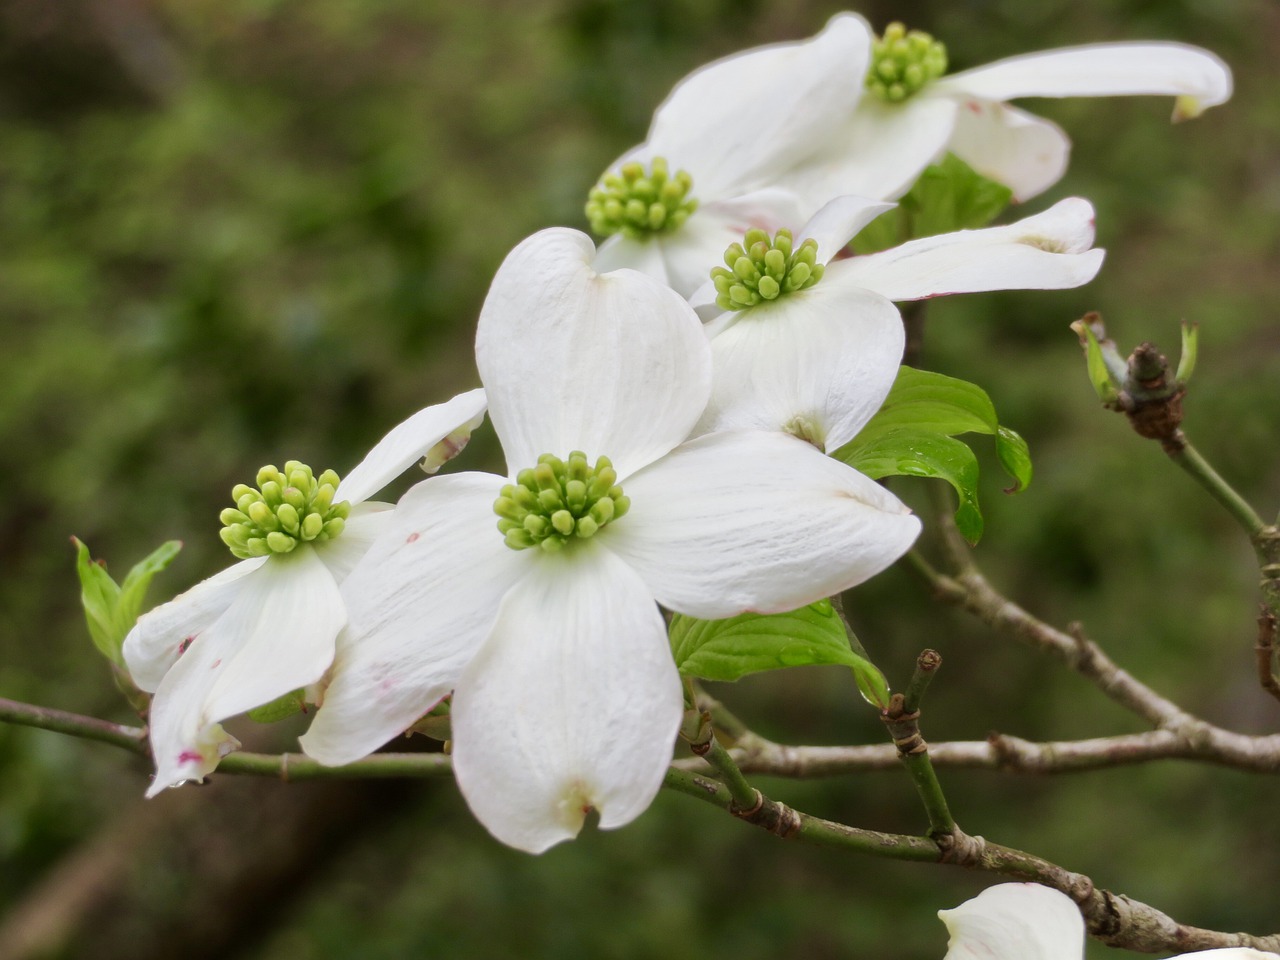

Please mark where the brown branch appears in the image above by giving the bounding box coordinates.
[671,727,1280,778]
[663,766,1280,953]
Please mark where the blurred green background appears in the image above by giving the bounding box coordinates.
[1,0,1277,957]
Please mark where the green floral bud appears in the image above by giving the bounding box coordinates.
[220,461,350,560]
[866,23,947,102]
[710,228,825,311]
[494,452,630,551]
[585,157,698,240]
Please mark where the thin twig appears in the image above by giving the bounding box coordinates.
[1165,435,1267,538]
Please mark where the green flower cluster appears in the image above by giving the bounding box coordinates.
[219,461,350,559]
[494,452,630,551]
[866,22,947,102]
[711,228,824,311]
[585,157,697,239]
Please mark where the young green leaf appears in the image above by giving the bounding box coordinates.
[669,600,889,706]
[852,153,1013,255]
[71,537,182,667]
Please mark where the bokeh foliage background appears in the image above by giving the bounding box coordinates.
[1,0,1277,957]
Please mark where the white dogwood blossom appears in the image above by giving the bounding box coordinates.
[690,195,1104,453]
[122,389,487,797]
[586,13,873,296]
[940,884,1279,960]
[774,18,1232,205]
[301,228,920,852]
[587,13,1229,295]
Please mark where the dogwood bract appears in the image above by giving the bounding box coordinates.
[300,228,921,852]
[763,17,1232,205]
[122,389,487,796]
[940,884,1279,960]
[586,12,1229,293]
[690,195,1104,452]
[586,13,873,296]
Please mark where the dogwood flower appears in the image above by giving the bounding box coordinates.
[689,195,1104,453]
[588,14,1229,294]
[300,227,921,852]
[940,884,1279,960]
[122,389,487,797]
[586,13,873,296]
[777,18,1233,205]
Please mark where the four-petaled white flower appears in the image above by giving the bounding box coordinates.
[689,194,1104,453]
[941,884,1279,960]
[122,389,487,797]
[589,14,874,296]
[300,227,921,852]
[761,16,1233,206]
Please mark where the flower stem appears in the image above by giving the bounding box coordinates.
[1167,436,1266,538]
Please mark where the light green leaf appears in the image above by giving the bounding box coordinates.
[118,540,182,638]
[837,428,985,543]
[670,600,888,703]
[71,537,182,667]
[851,365,998,444]
[73,537,125,664]
[852,153,1013,255]
[247,688,309,723]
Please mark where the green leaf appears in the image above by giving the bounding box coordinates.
[851,365,998,443]
[118,540,182,638]
[995,426,1033,493]
[851,153,1013,256]
[669,600,888,704]
[831,366,1033,542]
[838,429,985,543]
[72,537,125,664]
[247,688,309,723]
[71,537,182,667]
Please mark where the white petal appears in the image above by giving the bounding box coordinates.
[122,557,266,693]
[451,545,681,853]
[945,100,1071,202]
[606,431,920,619]
[797,195,897,266]
[1169,952,1280,959]
[300,473,530,766]
[695,282,904,453]
[835,197,1104,301]
[641,13,873,200]
[335,387,487,505]
[779,96,960,206]
[658,189,810,298]
[476,228,711,480]
[936,43,1232,117]
[145,548,346,795]
[311,501,395,584]
[591,233,672,288]
[939,883,1084,960]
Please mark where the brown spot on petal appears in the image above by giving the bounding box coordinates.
[406,532,421,544]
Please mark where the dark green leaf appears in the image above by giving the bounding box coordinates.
[836,429,984,543]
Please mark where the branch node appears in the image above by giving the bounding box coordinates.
[729,788,765,819]
[936,829,986,866]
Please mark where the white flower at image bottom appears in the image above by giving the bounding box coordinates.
[941,884,1278,960]
[300,228,921,853]
[121,388,487,797]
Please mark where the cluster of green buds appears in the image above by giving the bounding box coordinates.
[711,228,824,311]
[494,452,630,552]
[866,22,947,102]
[585,157,697,240]
[219,461,350,559]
